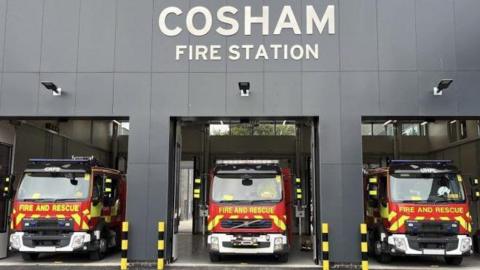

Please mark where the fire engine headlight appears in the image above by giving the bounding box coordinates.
[210,236,219,251]
[459,237,472,253]
[71,234,86,250]
[274,237,283,251]
[393,237,407,252]
[9,234,21,250]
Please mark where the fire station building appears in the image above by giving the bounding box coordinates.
[0,0,479,267]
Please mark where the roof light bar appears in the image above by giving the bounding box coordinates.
[390,160,452,164]
[216,160,279,165]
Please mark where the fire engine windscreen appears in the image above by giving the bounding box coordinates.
[212,175,282,203]
[390,173,465,203]
[17,172,89,201]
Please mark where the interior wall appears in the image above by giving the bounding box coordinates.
[0,120,122,186]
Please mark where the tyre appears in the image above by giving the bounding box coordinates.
[89,236,108,260]
[276,253,289,263]
[376,252,392,264]
[21,252,39,261]
[445,256,463,266]
[209,253,221,262]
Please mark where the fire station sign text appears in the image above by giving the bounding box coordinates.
[158,5,336,61]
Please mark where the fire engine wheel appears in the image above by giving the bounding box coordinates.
[209,253,221,262]
[275,253,289,263]
[444,256,463,266]
[89,236,108,261]
[21,252,39,261]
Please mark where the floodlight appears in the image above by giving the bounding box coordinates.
[41,81,62,96]
[433,79,453,96]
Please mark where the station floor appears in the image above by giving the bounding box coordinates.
[0,235,477,269]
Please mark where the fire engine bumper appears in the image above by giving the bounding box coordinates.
[386,234,472,256]
[208,233,288,255]
[9,232,92,253]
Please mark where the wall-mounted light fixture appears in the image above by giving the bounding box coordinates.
[433,79,453,96]
[238,82,250,97]
[41,81,62,96]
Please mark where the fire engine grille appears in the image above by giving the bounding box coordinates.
[22,218,74,233]
[221,219,272,229]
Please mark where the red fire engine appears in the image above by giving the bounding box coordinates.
[364,160,472,265]
[207,163,292,262]
[8,157,126,261]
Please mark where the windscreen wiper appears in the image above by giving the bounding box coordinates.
[218,200,250,204]
[53,198,79,202]
[22,198,56,202]
[250,200,279,204]
[400,200,427,204]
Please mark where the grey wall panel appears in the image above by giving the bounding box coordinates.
[340,163,365,261]
[151,73,189,116]
[340,114,362,165]
[115,0,153,72]
[125,163,149,260]
[3,0,44,72]
[417,71,458,116]
[340,72,380,117]
[319,163,345,260]
[263,0,302,72]
[113,73,151,116]
[38,73,76,115]
[225,0,264,73]
[377,0,416,71]
[416,0,456,71]
[188,0,227,73]
[75,73,114,115]
[128,115,151,164]
[145,163,169,259]
[301,0,339,72]
[264,72,302,115]
[77,0,116,72]
[226,73,263,116]
[41,0,80,72]
[188,73,226,116]
[457,71,480,116]
[152,0,190,72]
[339,0,378,71]
[0,0,7,72]
[113,73,151,163]
[454,0,480,70]
[303,72,341,163]
[0,73,39,115]
[379,71,419,115]
[149,117,170,164]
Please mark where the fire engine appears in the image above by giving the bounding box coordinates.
[207,163,292,262]
[364,160,472,265]
[8,157,126,261]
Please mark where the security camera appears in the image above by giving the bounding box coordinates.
[41,81,62,96]
[433,79,453,96]
[238,82,250,97]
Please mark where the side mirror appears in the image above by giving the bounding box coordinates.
[1,175,14,199]
[367,177,379,200]
[470,177,480,201]
[470,177,479,187]
[102,177,113,205]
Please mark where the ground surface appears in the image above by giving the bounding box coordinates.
[0,234,478,269]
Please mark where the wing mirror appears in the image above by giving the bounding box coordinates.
[367,177,379,200]
[470,177,480,201]
[1,175,14,199]
[102,177,113,205]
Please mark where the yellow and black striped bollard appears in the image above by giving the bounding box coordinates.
[158,221,165,270]
[120,221,128,270]
[360,223,368,270]
[322,223,329,270]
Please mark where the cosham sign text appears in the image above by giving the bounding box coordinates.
[158,5,335,61]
